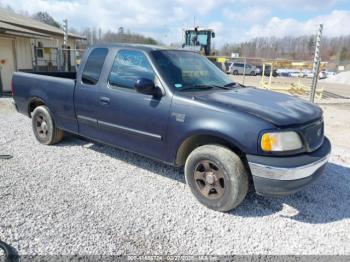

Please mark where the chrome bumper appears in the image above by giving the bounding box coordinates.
[248,153,330,181]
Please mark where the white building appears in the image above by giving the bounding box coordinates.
[0,8,85,94]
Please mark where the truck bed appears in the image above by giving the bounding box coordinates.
[32,71,77,79]
[12,72,78,133]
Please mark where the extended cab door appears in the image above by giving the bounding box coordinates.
[95,49,172,160]
[74,47,109,140]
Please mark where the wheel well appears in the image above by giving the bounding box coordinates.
[28,98,45,117]
[175,134,247,167]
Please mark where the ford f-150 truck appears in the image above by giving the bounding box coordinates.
[12,44,331,211]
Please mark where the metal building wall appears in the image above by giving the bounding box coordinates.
[14,37,32,71]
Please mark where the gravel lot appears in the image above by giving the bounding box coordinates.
[0,97,350,256]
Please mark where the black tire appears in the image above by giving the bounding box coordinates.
[185,145,248,212]
[232,70,238,75]
[250,71,256,76]
[32,105,64,145]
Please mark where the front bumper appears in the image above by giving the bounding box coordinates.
[247,137,331,196]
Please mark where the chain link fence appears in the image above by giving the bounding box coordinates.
[221,57,350,102]
[32,47,86,72]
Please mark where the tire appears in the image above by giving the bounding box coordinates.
[185,145,248,212]
[32,105,64,145]
[250,71,256,76]
[233,70,238,75]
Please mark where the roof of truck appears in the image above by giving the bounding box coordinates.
[89,43,186,52]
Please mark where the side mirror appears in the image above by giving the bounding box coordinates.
[212,32,215,38]
[135,78,156,96]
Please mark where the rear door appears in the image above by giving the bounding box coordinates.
[95,49,172,159]
[74,47,109,140]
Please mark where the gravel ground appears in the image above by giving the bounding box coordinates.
[0,97,350,256]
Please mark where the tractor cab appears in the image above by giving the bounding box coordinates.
[182,27,215,56]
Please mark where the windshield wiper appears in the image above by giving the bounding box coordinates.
[224,82,245,88]
[179,84,215,91]
[180,84,231,91]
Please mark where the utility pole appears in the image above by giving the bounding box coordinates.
[63,19,68,46]
[243,57,247,85]
[309,24,323,103]
[62,19,68,72]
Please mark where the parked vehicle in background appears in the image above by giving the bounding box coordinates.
[212,61,226,72]
[302,70,314,78]
[12,44,331,212]
[228,62,257,75]
[319,71,327,79]
[289,71,304,78]
[306,72,314,78]
[256,65,278,77]
[326,71,337,77]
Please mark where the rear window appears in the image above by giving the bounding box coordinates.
[82,48,108,85]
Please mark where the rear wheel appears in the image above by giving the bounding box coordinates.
[32,105,64,145]
[185,145,248,212]
[232,70,238,75]
[250,71,256,76]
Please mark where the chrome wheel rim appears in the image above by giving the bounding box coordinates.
[194,160,225,200]
[35,114,49,139]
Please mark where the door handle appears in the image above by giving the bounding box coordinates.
[99,96,110,105]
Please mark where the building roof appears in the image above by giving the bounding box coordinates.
[0,21,49,37]
[0,8,85,39]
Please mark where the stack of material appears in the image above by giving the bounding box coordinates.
[322,71,350,85]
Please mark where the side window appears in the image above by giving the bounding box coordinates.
[109,50,155,89]
[82,48,108,85]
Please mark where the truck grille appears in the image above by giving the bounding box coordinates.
[301,120,324,152]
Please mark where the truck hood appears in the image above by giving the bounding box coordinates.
[193,87,322,127]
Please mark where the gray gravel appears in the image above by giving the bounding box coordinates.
[0,97,350,255]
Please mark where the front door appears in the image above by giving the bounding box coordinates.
[0,38,15,93]
[96,49,171,160]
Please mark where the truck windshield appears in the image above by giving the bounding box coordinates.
[150,50,232,91]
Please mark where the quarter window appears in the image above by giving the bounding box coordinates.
[109,50,155,89]
[82,48,108,85]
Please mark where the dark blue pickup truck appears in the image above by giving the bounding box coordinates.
[12,44,331,211]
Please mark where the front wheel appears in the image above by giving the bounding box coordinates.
[32,105,64,145]
[185,145,248,212]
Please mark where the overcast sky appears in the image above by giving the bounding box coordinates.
[1,0,350,46]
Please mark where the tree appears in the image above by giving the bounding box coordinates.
[307,36,315,56]
[32,11,61,28]
[339,47,349,62]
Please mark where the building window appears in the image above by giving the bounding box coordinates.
[36,48,43,58]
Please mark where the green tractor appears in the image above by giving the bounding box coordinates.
[182,27,215,56]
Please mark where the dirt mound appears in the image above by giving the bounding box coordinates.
[322,71,350,85]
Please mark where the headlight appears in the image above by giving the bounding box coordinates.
[261,131,303,152]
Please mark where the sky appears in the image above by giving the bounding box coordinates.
[1,0,350,46]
